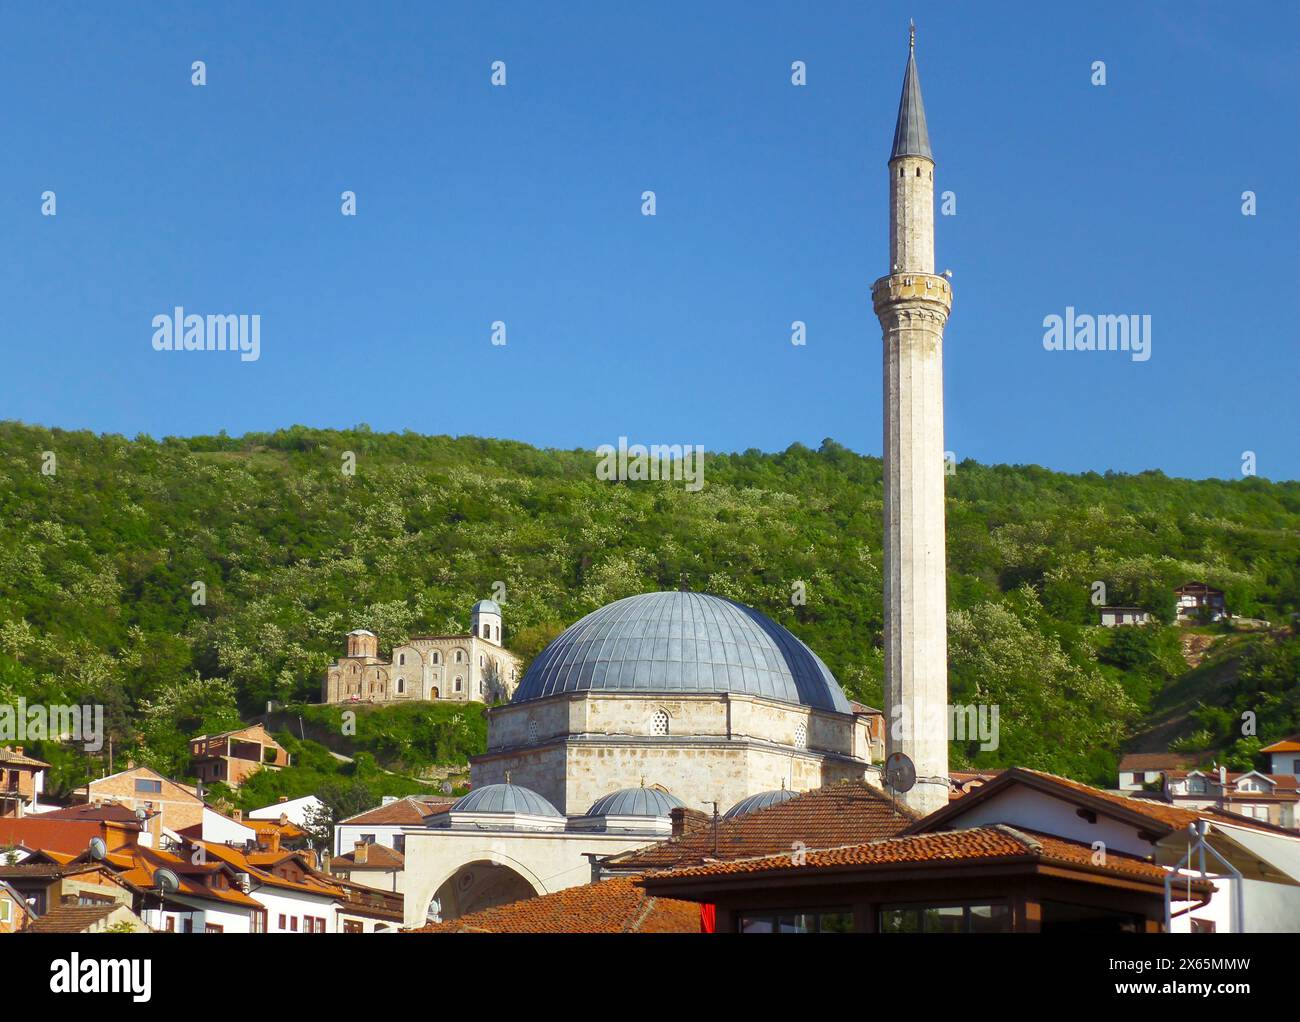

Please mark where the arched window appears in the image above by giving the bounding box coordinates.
[396,677,405,694]
[915,166,921,177]
[455,650,464,664]
[478,680,484,696]
[479,654,484,667]
[482,624,490,639]
[432,687,439,699]
[494,625,500,641]
[651,709,669,736]
[899,166,904,177]
[431,651,440,665]
[794,721,807,750]
[398,653,405,666]
[454,677,463,692]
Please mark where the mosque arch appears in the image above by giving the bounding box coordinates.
[418,853,546,925]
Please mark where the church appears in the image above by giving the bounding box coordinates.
[320,600,522,706]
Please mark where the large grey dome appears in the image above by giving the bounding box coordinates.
[511,591,850,713]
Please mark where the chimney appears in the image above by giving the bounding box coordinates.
[353,841,369,864]
[670,807,687,838]
[232,810,243,822]
[277,796,288,804]
[12,747,22,757]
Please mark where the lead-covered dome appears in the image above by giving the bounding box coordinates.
[511,591,850,712]
[450,783,561,818]
[586,787,685,818]
[724,788,799,819]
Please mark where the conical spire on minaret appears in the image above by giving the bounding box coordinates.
[890,22,932,162]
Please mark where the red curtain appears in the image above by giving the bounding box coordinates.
[700,903,716,933]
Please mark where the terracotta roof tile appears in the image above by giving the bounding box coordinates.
[602,780,916,872]
[640,825,1210,892]
[1118,753,1196,772]
[331,844,405,869]
[408,876,699,934]
[340,796,456,827]
[26,904,119,933]
[0,747,50,769]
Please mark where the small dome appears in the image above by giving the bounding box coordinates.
[450,783,560,818]
[724,788,799,819]
[347,628,377,637]
[586,787,685,818]
[472,600,502,615]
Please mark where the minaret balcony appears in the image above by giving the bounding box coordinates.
[871,272,953,318]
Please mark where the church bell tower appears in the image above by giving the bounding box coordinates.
[872,26,952,815]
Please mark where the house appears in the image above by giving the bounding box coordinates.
[328,840,405,893]
[0,746,51,818]
[248,794,324,829]
[1117,753,1195,791]
[1098,607,1151,628]
[189,724,289,789]
[408,875,698,934]
[334,794,456,860]
[332,875,405,933]
[187,838,341,933]
[71,764,205,841]
[0,855,147,932]
[1175,582,1227,622]
[0,879,33,932]
[1261,737,1300,779]
[639,768,1300,933]
[1163,769,1298,828]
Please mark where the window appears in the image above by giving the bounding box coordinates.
[1190,917,1216,933]
[479,654,484,667]
[527,720,539,743]
[879,903,1010,933]
[135,778,163,794]
[738,909,853,933]
[652,709,669,736]
[393,834,406,854]
[482,624,490,639]
[343,919,363,933]
[494,626,500,641]
[361,833,376,844]
[396,677,404,694]
[251,911,265,934]
[164,916,175,932]
[0,900,10,924]
[278,913,286,929]
[478,681,484,696]
[398,653,406,665]
[794,722,807,750]
[205,923,224,933]
[289,916,299,932]
[455,650,464,664]
[431,651,440,665]
[455,677,463,692]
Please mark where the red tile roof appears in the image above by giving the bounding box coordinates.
[409,876,699,934]
[639,824,1211,893]
[340,796,456,827]
[1118,753,1196,772]
[603,781,917,873]
[331,844,405,870]
[0,746,50,769]
[26,904,120,933]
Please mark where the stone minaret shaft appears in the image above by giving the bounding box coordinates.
[872,30,952,816]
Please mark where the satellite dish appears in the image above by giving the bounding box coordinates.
[154,868,180,895]
[88,837,107,861]
[885,752,916,794]
[135,808,148,820]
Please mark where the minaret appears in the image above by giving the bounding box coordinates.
[872,25,952,816]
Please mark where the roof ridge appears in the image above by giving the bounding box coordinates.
[988,823,1043,853]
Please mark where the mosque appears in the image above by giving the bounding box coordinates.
[403,30,949,927]
[403,591,885,925]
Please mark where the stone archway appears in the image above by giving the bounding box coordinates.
[425,859,539,924]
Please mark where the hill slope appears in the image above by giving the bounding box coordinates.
[2,421,1298,791]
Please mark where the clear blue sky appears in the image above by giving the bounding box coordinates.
[2,1,1296,479]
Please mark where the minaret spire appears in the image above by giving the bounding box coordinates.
[872,28,952,816]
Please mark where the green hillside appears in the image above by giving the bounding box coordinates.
[2,420,1298,794]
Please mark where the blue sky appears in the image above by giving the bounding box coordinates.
[1,1,1296,479]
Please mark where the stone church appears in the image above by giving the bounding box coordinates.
[321,600,523,706]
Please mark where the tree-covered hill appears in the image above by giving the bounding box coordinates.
[2,420,1297,790]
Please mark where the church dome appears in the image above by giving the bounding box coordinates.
[511,591,850,713]
[586,787,685,818]
[450,783,561,818]
[472,599,502,614]
[724,788,799,819]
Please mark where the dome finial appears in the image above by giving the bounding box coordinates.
[909,19,915,52]
[504,770,511,785]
